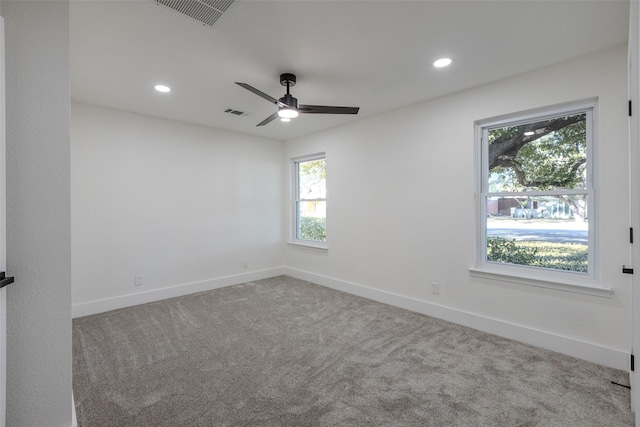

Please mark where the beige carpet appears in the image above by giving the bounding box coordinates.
[73,276,634,426]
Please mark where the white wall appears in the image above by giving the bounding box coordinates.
[284,44,631,369]
[71,104,284,316]
[3,1,72,426]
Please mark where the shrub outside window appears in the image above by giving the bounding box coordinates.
[477,101,595,282]
[292,154,326,246]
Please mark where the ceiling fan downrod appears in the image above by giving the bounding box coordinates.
[279,73,298,109]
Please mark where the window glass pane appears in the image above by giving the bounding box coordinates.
[298,159,326,200]
[297,201,326,241]
[488,113,587,192]
[486,196,588,273]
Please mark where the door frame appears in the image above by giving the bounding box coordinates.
[0,15,6,427]
[629,0,640,423]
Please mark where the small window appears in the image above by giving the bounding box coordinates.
[476,101,595,284]
[292,154,326,247]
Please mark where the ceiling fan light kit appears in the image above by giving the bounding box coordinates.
[278,108,298,119]
[235,73,359,126]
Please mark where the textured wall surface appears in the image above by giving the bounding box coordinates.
[3,1,72,425]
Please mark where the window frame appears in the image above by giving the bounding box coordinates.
[471,100,610,296]
[290,153,328,250]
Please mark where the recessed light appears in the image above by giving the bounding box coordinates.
[524,131,535,136]
[433,58,452,68]
[154,84,171,93]
[280,117,291,123]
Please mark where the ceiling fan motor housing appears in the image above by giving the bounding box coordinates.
[279,93,298,109]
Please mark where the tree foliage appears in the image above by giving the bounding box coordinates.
[299,216,326,241]
[300,160,326,180]
[488,113,588,220]
[489,114,586,190]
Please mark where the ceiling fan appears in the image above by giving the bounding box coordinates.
[235,73,360,126]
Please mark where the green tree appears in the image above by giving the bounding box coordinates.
[488,114,587,221]
[300,160,326,180]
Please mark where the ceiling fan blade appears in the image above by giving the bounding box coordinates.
[256,112,279,127]
[235,82,289,108]
[298,105,359,115]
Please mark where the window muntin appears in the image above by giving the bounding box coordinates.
[478,104,594,279]
[293,154,326,245]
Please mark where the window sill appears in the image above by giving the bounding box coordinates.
[287,241,328,253]
[468,265,611,298]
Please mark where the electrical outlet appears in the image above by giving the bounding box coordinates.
[431,282,440,295]
[242,261,248,269]
[135,275,143,286]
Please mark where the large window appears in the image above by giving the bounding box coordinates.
[476,101,596,285]
[292,154,326,247]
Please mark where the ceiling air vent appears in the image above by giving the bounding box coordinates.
[154,0,235,27]
[224,108,249,117]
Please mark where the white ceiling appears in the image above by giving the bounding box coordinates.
[71,0,630,141]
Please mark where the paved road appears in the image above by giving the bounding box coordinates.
[487,228,587,244]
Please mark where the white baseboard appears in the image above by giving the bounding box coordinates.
[72,266,629,371]
[284,267,629,371]
[72,268,285,318]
